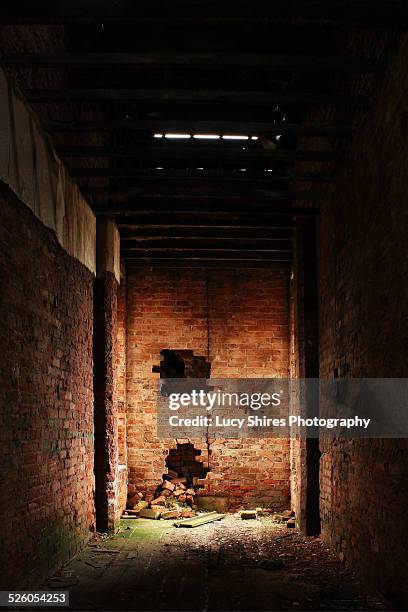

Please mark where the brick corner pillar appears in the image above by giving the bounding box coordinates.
[292,217,321,536]
[93,217,121,532]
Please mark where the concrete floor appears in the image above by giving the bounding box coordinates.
[45,517,388,611]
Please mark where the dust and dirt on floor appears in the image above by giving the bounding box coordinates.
[45,516,389,611]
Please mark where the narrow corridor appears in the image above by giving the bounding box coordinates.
[1,4,408,610]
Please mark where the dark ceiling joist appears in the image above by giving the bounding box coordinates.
[114,212,302,226]
[81,169,330,181]
[117,220,295,230]
[0,1,405,27]
[119,227,293,239]
[78,170,336,186]
[44,120,355,137]
[1,52,383,73]
[26,89,367,107]
[122,259,291,269]
[123,247,292,256]
[98,204,318,215]
[90,191,317,202]
[120,249,292,261]
[67,148,343,164]
[82,180,335,195]
[120,238,292,250]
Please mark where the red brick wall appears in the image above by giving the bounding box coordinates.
[93,272,119,531]
[318,34,408,607]
[126,265,290,509]
[289,230,307,526]
[0,184,95,588]
[117,269,127,466]
[116,268,128,522]
[94,267,128,531]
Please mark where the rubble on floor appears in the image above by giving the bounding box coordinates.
[123,472,199,520]
[123,474,297,528]
[124,478,298,530]
[240,510,258,520]
[271,509,296,526]
[237,508,296,527]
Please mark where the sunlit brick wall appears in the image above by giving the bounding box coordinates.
[125,265,290,509]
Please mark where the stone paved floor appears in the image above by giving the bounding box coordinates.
[45,516,389,611]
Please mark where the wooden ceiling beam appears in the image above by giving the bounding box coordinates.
[0,1,406,27]
[89,191,318,202]
[119,227,293,238]
[117,220,295,230]
[122,259,291,269]
[97,204,318,215]
[120,249,292,260]
[120,238,293,250]
[1,52,382,73]
[79,171,336,187]
[82,179,335,195]
[44,120,355,137]
[26,88,367,107]
[67,148,343,165]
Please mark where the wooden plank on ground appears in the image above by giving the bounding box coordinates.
[173,511,226,528]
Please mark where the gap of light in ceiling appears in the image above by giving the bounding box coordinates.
[153,133,260,140]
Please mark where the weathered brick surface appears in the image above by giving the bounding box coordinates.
[318,34,408,607]
[290,222,320,535]
[126,265,290,509]
[289,231,307,526]
[93,266,128,530]
[115,271,128,522]
[93,272,119,531]
[0,184,95,588]
[116,270,127,467]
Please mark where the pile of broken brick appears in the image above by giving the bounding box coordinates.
[123,473,198,521]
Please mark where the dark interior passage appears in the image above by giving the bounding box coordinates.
[1,3,408,610]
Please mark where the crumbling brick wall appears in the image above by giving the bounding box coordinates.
[0,185,95,588]
[93,271,120,531]
[117,268,127,466]
[289,231,307,527]
[318,33,408,607]
[116,268,128,519]
[94,266,128,530]
[126,265,290,509]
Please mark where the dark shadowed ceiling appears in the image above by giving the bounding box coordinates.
[0,1,405,268]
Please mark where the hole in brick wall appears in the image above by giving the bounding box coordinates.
[153,350,185,377]
[152,349,211,378]
[165,443,209,486]
[152,350,212,485]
